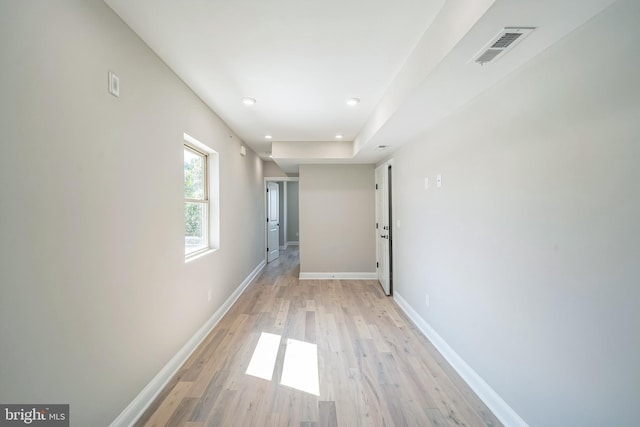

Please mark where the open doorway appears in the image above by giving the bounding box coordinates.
[265,177,299,263]
[375,161,393,295]
[267,181,280,262]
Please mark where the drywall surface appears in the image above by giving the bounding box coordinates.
[279,182,286,245]
[286,182,300,243]
[0,1,264,425]
[299,165,375,274]
[263,160,289,178]
[391,1,640,426]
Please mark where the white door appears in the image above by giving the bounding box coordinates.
[267,182,280,263]
[375,164,391,295]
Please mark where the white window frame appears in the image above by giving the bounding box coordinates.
[184,133,219,260]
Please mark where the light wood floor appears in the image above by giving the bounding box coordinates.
[134,247,502,427]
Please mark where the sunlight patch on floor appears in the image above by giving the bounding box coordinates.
[280,338,320,396]
[245,333,320,396]
[245,332,281,381]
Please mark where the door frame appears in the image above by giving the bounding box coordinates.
[374,159,394,295]
[266,181,280,263]
[264,176,299,264]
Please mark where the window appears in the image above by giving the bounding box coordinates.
[184,144,209,256]
[183,133,219,259]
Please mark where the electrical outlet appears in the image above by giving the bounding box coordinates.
[436,174,442,188]
[425,293,430,307]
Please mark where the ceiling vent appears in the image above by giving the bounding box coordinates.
[472,27,535,65]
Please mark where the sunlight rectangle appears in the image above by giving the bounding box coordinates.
[280,338,320,396]
[245,332,281,381]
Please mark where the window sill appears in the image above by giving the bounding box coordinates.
[185,248,218,263]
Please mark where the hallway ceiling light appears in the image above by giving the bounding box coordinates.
[346,97,360,106]
[265,134,272,139]
[335,134,343,139]
[242,97,256,105]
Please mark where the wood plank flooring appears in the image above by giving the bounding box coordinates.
[134,247,502,427]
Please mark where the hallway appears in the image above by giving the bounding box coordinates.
[135,247,501,426]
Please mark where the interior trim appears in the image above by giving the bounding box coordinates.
[299,272,377,280]
[394,292,529,427]
[109,260,266,426]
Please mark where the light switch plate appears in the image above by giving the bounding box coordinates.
[108,71,119,97]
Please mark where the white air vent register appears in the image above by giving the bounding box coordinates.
[473,27,535,65]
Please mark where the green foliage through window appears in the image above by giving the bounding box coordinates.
[184,149,204,199]
[184,146,208,255]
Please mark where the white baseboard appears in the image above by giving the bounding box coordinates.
[110,259,266,427]
[393,292,528,427]
[299,272,377,280]
[286,241,299,246]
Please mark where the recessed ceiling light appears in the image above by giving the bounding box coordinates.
[265,135,272,140]
[336,134,343,139]
[242,97,256,105]
[346,97,360,106]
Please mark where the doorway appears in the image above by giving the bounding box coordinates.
[375,162,393,295]
[267,181,280,263]
[265,177,299,264]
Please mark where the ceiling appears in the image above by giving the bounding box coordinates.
[104,0,617,173]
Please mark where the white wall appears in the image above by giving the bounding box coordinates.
[299,165,375,274]
[286,181,300,243]
[0,1,264,425]
[390,1,640,426]
[278,182,286,245]
[263,160,289,178]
